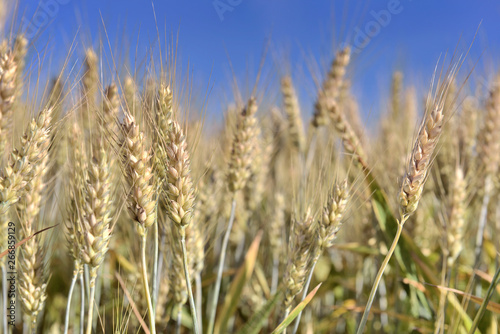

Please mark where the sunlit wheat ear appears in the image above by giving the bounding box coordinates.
[291,181,350,334]
[0,107,53,214]
[120,112,158,333]
[163,119,195,229]
[244,131,269,211]
[65,122,87,264]
[447,166,466,267]
[283,209,315,315]
[227,97,259,193]
[0,51,17,158]
[80,139,113,278]
[17,144,50,331]
[16,108,50,329]
[102,83,120,134]
[312,46,351,128]
[399,103,445,218]
[328,101,369,170]
[281,76,305,153]
[318,180,349,250]
[121,113,156,235]
[156,84,174,136]
[154,84,174,181]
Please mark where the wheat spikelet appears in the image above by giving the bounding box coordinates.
[244,130,270,212]
[328,102,368,170]
[312,46,351,127]
[317,180,349,250]
[121,113,156,236]
[0,51,16,158]
[154,85,174,181]
[283,209,315,312]
[399,102,445,218]
[281,76,305,153]
[0,107,53,215]
[227,97,259,193]
[102,83,120,135]
[80,139,113,278]
[163,119,195,230]
[17,131,49,329]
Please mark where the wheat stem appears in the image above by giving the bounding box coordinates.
[271,254,280,296]
[141,234,156,334]
[357,219,406,334]
[176,307,182,334]
[207,197,236,334]
[64,268,79,334]
[85,280,96,334]
[181,229,201,334]
[79,272,85,334]
[195,272,203,330]
[152,218,159,315]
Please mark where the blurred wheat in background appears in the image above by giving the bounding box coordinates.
[0,0,500,333]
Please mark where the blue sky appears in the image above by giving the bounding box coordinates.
[12,0,500,123]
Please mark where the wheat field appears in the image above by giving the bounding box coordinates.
[0,1,499,334]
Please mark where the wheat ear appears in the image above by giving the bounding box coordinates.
[121,113,157,334]
[358,73,451,333]
[17,132,50,331]
[0,51,16,159]
[81,137,113,334]
[282,209,316,330]
[312,46,351,128]
[281,76,305,153]
[207,97,259,334]
[162,117,199,334]
[292,181,349,334]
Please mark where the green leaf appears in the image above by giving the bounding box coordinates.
[271,283,322,334]
[214,231,263,334]
[236,288,284,334]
